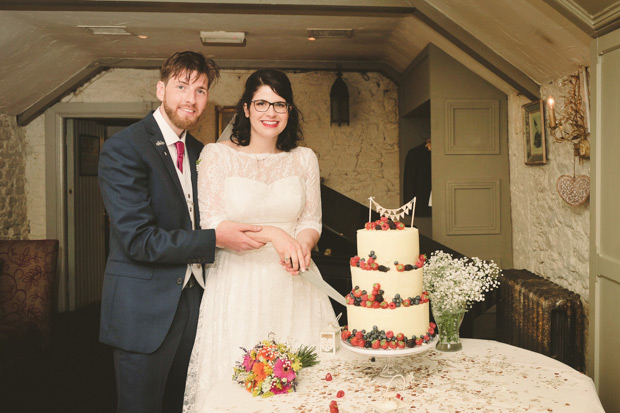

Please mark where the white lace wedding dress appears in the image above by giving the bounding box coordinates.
[183,143,337,412]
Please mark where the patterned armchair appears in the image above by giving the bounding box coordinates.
[0,239,59,374]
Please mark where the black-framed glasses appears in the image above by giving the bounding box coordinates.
[251,100,291,113]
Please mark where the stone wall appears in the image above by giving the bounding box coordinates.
[508,71,590,306]
[0,113,28,239]
[49,68,401,209]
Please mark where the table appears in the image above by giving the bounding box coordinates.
[205,339,604,412]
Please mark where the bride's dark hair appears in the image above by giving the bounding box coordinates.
[231,69,303,151]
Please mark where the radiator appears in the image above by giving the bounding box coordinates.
[496,269,584,371]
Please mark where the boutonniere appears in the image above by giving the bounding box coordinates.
[155,140,165,146]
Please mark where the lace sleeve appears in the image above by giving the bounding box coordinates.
[197,143,228,230]
[295,147,322,237]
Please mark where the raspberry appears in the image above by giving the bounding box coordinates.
[325,373,333,381]
[385,330,394,339]
[380,223,390,231]
[430,322,437,329]
[380,216,388,222]
[337,390,345,398]
[365,222,373,230]
[388,302,396,309]
[367,256,375,264]
[355,331,363,340]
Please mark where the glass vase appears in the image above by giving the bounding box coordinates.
[432,305,466,352]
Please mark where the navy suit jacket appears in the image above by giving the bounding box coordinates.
[98,112,215,353]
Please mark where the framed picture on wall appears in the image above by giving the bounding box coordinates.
[216,106,236,139]
[523,100,547,165]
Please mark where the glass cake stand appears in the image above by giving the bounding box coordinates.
[340,336,438,381]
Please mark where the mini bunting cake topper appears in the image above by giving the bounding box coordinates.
[368,197,417,227]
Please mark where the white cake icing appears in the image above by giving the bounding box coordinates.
[346,224,431,343]
[356,227,419,266]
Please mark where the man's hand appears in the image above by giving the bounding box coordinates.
[215,221,264,252]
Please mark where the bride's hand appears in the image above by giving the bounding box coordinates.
[244,226,304,275]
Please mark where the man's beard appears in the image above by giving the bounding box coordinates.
[163,99,200,131]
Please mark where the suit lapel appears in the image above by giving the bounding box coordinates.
[145,114,186,201]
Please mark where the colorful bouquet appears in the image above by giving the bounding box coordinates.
[232,338,319,398]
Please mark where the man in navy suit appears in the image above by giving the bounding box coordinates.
[98,51,264,413]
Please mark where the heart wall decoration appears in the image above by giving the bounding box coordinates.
[557,175,590,206]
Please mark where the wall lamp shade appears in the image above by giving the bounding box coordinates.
[330,72,349,126]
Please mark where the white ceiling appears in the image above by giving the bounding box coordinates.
[0,0,615,124]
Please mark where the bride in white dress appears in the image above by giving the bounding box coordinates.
[183,69,337,411]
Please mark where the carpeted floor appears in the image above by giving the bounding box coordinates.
[2,303,116,413]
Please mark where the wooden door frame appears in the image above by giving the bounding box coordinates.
[44,101,156,311]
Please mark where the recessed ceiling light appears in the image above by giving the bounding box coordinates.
[306,29,352,39]
[200,31,246,46]
[137,35,148,39]
[78,25,133,36]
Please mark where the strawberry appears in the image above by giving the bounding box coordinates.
[364,222,373,230]
[365,301,373,308]
[415,338,424,346]
[349,256,360,266]
[402,299,411,307]
[355,331,363,340]
[367,294,375,302]
[350,336,359,346]
[430,322,436,329]
[397,340,406,349]
[380,301,389,309]
[423,334,430,342]
[428,327,435,335]
[395,263,405,272]
[371,301,379,309]
[325,373,333,381]
[396,333,404,341]
[337,390,345,398]
[380,340,388,349]
[372,340,380,349]
[358,339,366,347]
[370,262,379,271]
[373,283,381,290]
[385,330,394,339]
[361,294,368,301]
[396,393,402,400]
[329,400,339,413]
[353,289,362,298]
[415,260,424,268]
[341,330,351,340]
[367,256,375,264]
[388,341,397,349]
[419,254,426,262]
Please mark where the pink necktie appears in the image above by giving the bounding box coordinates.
[175,141,184,172]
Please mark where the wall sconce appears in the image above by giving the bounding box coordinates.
[330,71,349,126]
[546,68,590,161]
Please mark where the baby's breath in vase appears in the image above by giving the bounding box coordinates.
[423,251,501,352]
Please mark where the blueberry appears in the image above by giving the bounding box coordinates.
[405,264,414,271]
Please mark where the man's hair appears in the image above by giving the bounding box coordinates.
[160,51,220,89]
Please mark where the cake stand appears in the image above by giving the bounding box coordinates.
[340,335,438,381]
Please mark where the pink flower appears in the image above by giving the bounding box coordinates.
[273,358,296,382]
[242,354,255,372]
[271,382,291,395]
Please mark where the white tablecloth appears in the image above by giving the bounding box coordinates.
[205,339,604,412]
